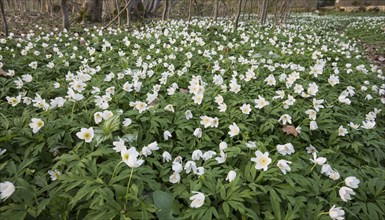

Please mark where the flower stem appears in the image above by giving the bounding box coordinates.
[109,161,123,185]
[317,211,328,217]
[125,167,135,204]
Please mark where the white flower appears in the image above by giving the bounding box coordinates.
[215,95,224,104]
[338,126,348,136]
[0,148,6,155]
[194,167,204,176]
[22,74,33,82]
[112,139,126,152]
[306,145,318,154]
[339,186,355,202]
[215,101,226,111]
[305,109,317,120]
[215,150,227,164]
[76,127,94,143]
[172,162,183,173]
[141,146,152,157]
[123,118,132,127]
[185,161,197,174]
[345,176,360,189]
[164,104,175,112]
[185,110,193,120]
[188,191,206,210]
[102,110,113,120]
[251,150,272,171]
[48,169,62,181]
[0,181,15,201]
[200,116,213,128]
[348,122,360,130]
[148,142,159,151]
[193,128,202,138]
[6,95,21,106]
[321,164,332,176]
[169,172,180,184]
[328,170,340,180]
[329,205,345,220]
[94,112,103,124]
[254,95,270,109]
[264,74,276,86]
[276,143,295,156]
[162,151,172,162]
[29,118,44,133]
[192,150,203,161]
[277,160,292,174]
[163,130,172,140]
[278,114,292,125]
[226,170,237,182]
[121,147,144,168]
[310,120,318,130]
[240,103,252,114]
[228,122,240,137]
[219,141,228,151]
[362,120,375,129]
[313,99,325,111]
[246,141,257,149]
[202,151,216,160]
[310,153,327,165]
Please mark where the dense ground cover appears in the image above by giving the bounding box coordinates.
[0,14,385,219]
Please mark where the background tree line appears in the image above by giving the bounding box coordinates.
[0,0,316,36]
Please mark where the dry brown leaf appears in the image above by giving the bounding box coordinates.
[0,69,6,76]
[282,125,298,137]
[179,88,188,94]
[378,56,385,62]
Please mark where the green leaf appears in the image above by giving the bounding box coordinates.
[270,188,282,220]
[154,190,174,220]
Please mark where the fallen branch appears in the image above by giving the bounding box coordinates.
[103,0,132,30]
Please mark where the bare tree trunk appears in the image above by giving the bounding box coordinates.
[258,0,268,25]
[167,0,172,19]
[234,0,242,31]
[115,0,120,26]
[0,0,9,37]
[87,0,103,22]
[213,0,218,20]
[126,0,130,27]
[188,0,192,22]
[162,0,168,20]
[61,0,70,30]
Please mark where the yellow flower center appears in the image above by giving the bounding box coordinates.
[84,132,91,139]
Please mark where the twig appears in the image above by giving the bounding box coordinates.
[102,0,132,30]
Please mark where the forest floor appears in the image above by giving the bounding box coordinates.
[1,10,384,69]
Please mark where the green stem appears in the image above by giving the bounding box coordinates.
[109,161,123,185]
[70,101,76,121]
[310,164,317,172]
[317,211,328,217]
[125,167,135,204]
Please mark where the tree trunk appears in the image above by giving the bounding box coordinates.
[162,0,168,20]
[258,0,268,25]
[61,0,70,30]
[234,0,242,31]
[213,0,218,20]
[87,0,103,22]
[0,0,8,37]
[188,0,192,22]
